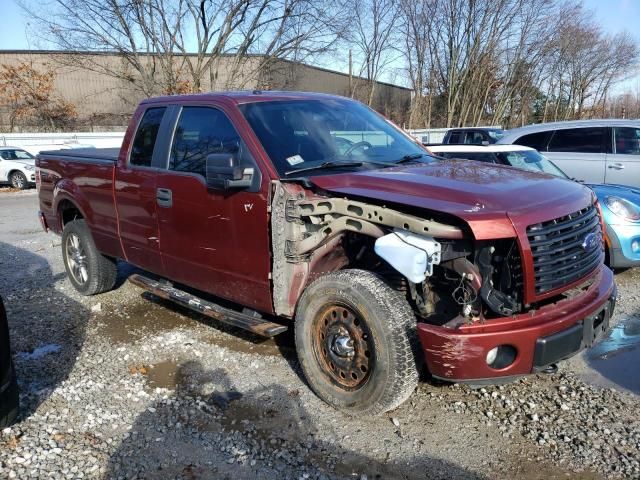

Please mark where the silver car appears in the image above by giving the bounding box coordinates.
[498,119,640,188]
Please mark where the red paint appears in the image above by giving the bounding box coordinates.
[418,266,615,380]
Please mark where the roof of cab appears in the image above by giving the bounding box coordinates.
[428,144,535,153]
[140,90,351,105]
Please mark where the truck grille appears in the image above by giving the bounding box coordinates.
[527,205,603,295]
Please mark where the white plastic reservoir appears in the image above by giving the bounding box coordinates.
[374,230,442,284]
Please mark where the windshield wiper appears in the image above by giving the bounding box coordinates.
[285,159,395,176]
[285,161,365,176]
[393,153,429,164]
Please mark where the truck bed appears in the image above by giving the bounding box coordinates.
[38,148,120,163]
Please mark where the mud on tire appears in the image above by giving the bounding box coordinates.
[61,219,117,296]
[295,269,420,415]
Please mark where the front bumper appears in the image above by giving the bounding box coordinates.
[417,266,616,382]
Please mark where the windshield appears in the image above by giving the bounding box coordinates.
[239,99,430,176]
[0,149,34,160]
[495,150,568,178]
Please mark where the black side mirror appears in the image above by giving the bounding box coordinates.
[206,153,254,190]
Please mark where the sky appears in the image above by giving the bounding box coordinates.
[1,0,639,92]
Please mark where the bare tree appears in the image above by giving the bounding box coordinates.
[22,0,344,98]
[347,0,400,106]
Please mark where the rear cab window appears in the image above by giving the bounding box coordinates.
[130,107,167,167]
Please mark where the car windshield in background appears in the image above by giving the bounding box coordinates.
[0,149,34,160]
[496,150,568,178]
[239,99,430,176]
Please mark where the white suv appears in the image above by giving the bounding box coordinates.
[498,119,640,188]
[0,147,36,189]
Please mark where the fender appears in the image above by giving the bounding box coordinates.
[52,179,92,231]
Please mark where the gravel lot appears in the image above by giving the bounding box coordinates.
[0,189,638,479]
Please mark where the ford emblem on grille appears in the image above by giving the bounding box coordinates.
[581,232,600,252]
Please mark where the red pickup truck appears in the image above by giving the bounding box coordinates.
[36,91,616,414]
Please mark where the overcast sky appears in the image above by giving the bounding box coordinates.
[1,0,639,93]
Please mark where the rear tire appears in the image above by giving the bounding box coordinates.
[9,171,28,190]
[295,269,420,415]
[62,219,117,295]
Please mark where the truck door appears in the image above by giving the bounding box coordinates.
[154,105,273,313]
[606,126,640,187]
[114,106,170,276]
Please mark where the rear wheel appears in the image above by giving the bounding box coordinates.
[9,171,28,190]
[295,269,419,415]
[62,219,117,295]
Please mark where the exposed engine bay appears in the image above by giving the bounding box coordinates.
[271,182,524,326]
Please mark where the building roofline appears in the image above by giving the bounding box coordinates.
[0,49,412,92]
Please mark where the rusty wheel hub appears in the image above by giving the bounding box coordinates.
[312,305,373,390]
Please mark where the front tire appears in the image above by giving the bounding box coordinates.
[295,270,420,415]
[62,219,117,295]
[9,171,28,190]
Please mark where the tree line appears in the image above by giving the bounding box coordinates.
[2,0,639,131]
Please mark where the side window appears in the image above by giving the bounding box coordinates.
[448,131,461,143]
[464,131,485,145]
[614,127,640,155]
[548,128,605,153]
[130,107,166,167]
[515,131,551,151]
[169,107,243,178]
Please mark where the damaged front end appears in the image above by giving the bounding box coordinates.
[271,181,525,325]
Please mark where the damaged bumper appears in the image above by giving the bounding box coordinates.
[417,266,616,382]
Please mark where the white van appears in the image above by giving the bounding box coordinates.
[498,120,640,187]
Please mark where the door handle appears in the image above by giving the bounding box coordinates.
[608,163,625,170]
[156,188,172,208]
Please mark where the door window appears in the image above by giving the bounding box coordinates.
[614,127,640,155]
[130,107,166,167]
[547,128,605,153]
[169,107,243,178]
[463,131,485,145]
[447,131,461,143]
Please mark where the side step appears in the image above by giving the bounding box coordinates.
[128,274,288,338]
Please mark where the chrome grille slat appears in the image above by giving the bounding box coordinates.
[527,205,602,295]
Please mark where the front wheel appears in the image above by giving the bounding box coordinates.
[9,171,28,190]
[295,270,420,415]
[62,219,117,295]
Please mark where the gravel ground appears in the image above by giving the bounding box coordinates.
[0,189,638,479]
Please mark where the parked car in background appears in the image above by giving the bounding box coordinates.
[498,119,640,188]
[0,296,19,427]
[0,147,37,189]
[429,144,640,269]
[442,127,505,145]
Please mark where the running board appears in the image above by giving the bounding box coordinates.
[128,274,288,338]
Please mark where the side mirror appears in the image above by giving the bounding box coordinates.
[481,140,490,146]
[206,153,254,190]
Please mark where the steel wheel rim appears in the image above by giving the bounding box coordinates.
[311,304,374,391]
[66,233,88,285]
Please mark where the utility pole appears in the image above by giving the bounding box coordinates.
[348,49,353,97]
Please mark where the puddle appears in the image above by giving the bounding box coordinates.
[585,316,640,394]
[200,331,293,358]
[96,300,195,344]
[147,360,181,390]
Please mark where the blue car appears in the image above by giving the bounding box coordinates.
[428,145,640,269]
